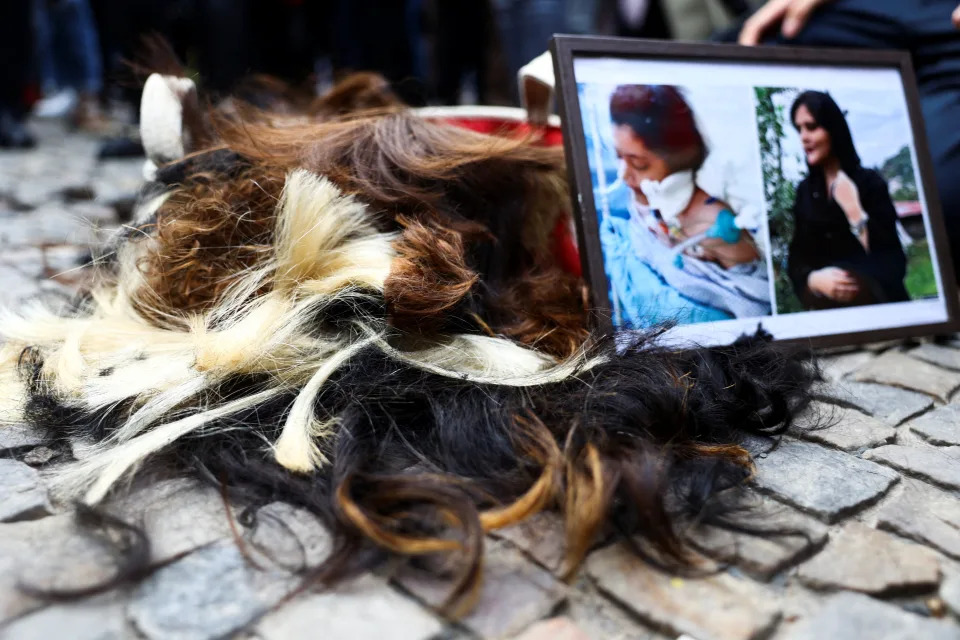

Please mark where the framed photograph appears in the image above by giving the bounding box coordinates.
[551,36,959,347]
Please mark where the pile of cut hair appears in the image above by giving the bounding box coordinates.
[0,71,816,614]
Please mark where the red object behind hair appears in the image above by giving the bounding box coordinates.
[437,114,580,277]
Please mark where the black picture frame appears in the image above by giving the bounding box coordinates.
[551,35,959,348]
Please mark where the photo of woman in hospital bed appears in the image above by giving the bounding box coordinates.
[585,83,771,329]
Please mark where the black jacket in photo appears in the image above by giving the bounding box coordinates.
[787,167,909,309]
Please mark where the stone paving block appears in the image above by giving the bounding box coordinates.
[69,201,118,224]
[246,501,331,570]
[256,575,442,640]
[0,459,52,522]
[566,575,667,640]
[0,514,118,624]
[491,511,566,573]
[796,522,940,594]
[908,404,960,446]
[398,540,566,639]
[587,543,780,640]
[0,423,44,452]
[685,492,827,580]
[62,184,96,202]
[512,617,592,640]
[863,339,912,353]
[22,445,58,466]
[752,440,899,522]
[0,205,105,247]
[792,403,896,451]
[942,573,960,618]
[864,444,960,491]
[10,181,64,210]
[852,351,960,401]
[127,541,292,640]
[91,160,145,210]
[818,351,875,381]
[107,478,238,565]
[741,434,778,456]
[0,246,45,277]
[0,265,41,309]
[876,480,960,561]
[909,343,960,371]
[42,244,95,276]
[782,591,960,640]
[0,597,130,640]
[810,380,933,426]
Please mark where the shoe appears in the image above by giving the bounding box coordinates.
[0,110,36,149]
[97,136,144,159]
[33,88,78,119]
[70,93,115,134]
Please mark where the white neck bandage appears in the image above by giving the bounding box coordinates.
[638,170,696,226]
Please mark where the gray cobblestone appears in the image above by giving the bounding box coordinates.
[876,480,960,560]
[398,540,567,639]
[0,423,44,452]
[255,576,442,640]
[0,204,110,247]
[741,434,778,456]
[0,459,52,522]
[587,542,780,640]
[108,479,239,565]
[792,403,896,451]
[811,380,933,425]
[246,501,331,570]
[864,444,960,491]
[0,265,41,310]
[512,617,592,640]
[908,404,960,446]
[128,542,291,640]
[942,573,960,618]
[0,515,118,624]
[685,491,827,580]
[818,350,875,381]
[492,511,566,574]
[22,445,59,466]
[796,522,940,594]
[782,591,960,640]
[909,343,960,371]
[0,597,131,640]
[753,440,899,522]
[565,576,668,640]
[852,351,960,401]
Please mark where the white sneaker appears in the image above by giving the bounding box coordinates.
[34,88,78,119]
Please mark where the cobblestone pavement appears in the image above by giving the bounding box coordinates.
[2,123,960,640]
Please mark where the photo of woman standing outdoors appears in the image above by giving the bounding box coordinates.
[785,91,909,309]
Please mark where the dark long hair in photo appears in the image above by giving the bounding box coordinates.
[790,90,861,174]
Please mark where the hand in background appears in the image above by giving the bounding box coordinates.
[808,267,860,302]
[953,4,960,28]
[738,0,835,45]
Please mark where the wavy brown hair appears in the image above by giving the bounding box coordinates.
[134,105,587,355]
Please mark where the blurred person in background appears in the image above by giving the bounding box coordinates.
[492,0,569,102]
[332,0,425,104]
[596,0,752,42]
[33,0,110,131]
[432,0,492,104]
[728,0,960,280]
[0,0,36,148]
